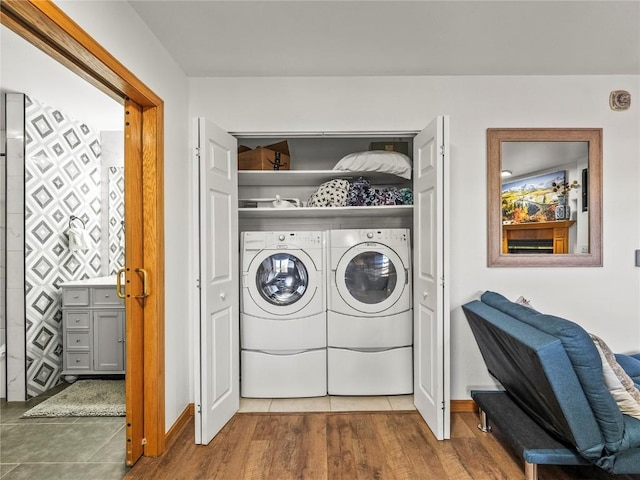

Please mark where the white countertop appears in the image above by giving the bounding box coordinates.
[59,275,117,287]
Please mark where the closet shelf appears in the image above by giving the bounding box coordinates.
[238,205,413,219]
[238,170,411,187]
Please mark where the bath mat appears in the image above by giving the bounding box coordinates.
[21,379,125,418]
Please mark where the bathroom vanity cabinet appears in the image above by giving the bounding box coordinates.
[60,276,125,382]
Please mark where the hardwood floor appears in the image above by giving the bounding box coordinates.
[125,412,640,480]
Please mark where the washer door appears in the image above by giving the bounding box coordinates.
[247,249,319,316]
[335,243,407,314]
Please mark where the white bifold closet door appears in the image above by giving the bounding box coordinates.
[413,116,451,440]
[193,118,240,445]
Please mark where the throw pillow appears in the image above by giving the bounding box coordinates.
[591,333,640,420]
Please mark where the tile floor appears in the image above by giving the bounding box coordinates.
[0,383,128,480]
[239,394,416,413]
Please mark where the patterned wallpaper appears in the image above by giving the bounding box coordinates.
[24,95,102,397]
[108,167,125,274]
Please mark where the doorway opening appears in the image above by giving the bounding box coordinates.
[1,0,165,465]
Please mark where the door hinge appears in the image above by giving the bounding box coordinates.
[439,145,446,156]
[196,278,201,289]
[141,438,147,445]
[196,404,202,414]
[195,147,200,159]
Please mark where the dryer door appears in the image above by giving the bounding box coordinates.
[335,244,408,315]
[246,249,320,316]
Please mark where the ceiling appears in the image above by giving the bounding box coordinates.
[129,0,640,77]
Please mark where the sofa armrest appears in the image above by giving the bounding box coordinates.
[616,353,640,386]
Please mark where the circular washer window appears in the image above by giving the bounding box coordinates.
[256,253,308,306]
[344,251,397,305]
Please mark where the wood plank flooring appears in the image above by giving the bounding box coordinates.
[125,412,640,480]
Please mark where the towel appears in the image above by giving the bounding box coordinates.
[68,226,89,252]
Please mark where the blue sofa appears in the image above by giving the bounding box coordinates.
[463,291,640,479]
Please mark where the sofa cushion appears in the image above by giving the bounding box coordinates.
[464,299,604,461]
[481,291,626,452]
[591,334,640,421]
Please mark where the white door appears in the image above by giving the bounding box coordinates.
[194,118,240,444]
[413,116,450,440]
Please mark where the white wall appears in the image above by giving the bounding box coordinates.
[189,75,640,399]
[55,1,191,431]
[0,26,122,132]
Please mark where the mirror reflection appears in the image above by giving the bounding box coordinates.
[487,128,602,267]
[501,141,588,254]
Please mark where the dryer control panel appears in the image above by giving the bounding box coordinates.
[330,228,409,248]
[360,229,408,243]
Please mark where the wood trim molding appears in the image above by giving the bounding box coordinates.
[1,0,165,461]
[166,404,195,448]
[451,400,477,413]
[142,104,166,456]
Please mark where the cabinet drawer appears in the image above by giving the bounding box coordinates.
[62,288,90,307]
[64,311,90,329]
[92,287,123,306]
[65,352,90,370]
[66,331,90,349]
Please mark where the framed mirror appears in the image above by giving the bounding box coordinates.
[487,128,602,267]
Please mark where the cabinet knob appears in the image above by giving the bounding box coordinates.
[75,319,80,323]
[75,358,80,363]
[76,339,80,343]
[73,295,79,299]
[105,294,110,298]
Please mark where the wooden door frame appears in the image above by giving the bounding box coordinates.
[0,0,166,459]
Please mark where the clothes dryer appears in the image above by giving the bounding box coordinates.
[240,231,326,398]
[327,228,413,395]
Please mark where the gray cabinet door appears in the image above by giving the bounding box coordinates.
[93,310,124,371]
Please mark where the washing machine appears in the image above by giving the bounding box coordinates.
[327,228,413,395]
[240,230,327,398]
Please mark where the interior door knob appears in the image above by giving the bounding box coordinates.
[220,292,226,300]
[423,291,428,299]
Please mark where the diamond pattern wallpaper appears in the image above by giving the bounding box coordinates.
[24,96,102,397]
[108,167,125,274]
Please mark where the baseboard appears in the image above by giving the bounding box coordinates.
[165,403,195,447]
[451,399,477,413]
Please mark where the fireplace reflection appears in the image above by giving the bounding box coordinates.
[502,220,576,255]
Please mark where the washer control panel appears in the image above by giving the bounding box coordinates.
[243,231,323,249]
